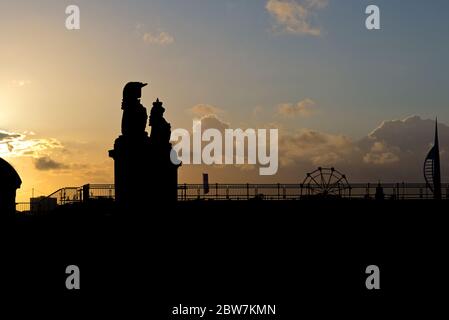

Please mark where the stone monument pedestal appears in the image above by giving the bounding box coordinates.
[109,135,179,210]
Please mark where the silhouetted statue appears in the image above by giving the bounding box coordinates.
[121,82,148,137]
[109,82,179,212]
[0,157,22,216]
[149,98,171,146]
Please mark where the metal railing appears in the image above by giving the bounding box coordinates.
[16,202,31,213]
[177,182,449,201]
[15,184,114,214]
[16,182,449,213]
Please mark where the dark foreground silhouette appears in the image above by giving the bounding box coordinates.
[3,199,447,315]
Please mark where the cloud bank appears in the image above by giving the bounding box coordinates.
[176,113,448,183]
[278,115,448,182]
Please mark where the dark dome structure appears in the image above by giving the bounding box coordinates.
[0,157,22,215]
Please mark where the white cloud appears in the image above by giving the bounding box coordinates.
[279,128,352,166]
[190,104,223,117]
[364,115,437,154]
[362,142,400,165]
[277,98,316,117]
[0,129,63,158]
[197,114,230,132]
[143,31,174,45]
[266,0,328,36]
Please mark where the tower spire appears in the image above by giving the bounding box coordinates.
[435,117,439,147]
[433,118,442,199]
[423,118,442,199]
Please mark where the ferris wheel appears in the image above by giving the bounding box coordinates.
[301,167,351,198]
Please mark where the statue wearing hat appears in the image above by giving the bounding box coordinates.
[121,82,148,137]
